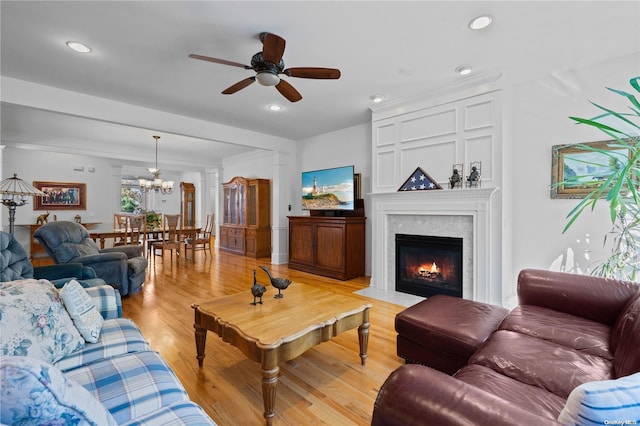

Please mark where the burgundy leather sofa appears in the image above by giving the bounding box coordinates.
[372,269,640,425]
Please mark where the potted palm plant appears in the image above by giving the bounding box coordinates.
[559,76,640,280]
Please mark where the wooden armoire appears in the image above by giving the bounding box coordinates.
[219,176,271,258]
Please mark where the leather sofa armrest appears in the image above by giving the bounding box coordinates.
[372,364,561,426]
[100,245,143,259]
[517,269,639,325]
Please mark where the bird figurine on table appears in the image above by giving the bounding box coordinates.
[260,266,292,299]
[250,269,267,305]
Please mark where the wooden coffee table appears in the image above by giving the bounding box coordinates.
[192,282,372,425]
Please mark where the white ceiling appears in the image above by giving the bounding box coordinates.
[1,1,639,169]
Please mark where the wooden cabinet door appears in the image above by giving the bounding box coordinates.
[230,228,245,253]
[220,226,230,249]
[289,221,314,266]
[180,182,195,227]
[315,223,345,273]
[245,228,256,256]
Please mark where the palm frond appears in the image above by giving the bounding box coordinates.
[561,77,640,279]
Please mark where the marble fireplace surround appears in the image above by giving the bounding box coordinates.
[364,187,501,306]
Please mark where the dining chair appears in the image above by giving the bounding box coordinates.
[185,213,214,256]
[113,214,130,246]
[149,214,182,261]
[128,214,146,249]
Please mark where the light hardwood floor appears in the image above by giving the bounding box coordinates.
[122,246,406,425]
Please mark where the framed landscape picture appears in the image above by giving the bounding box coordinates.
[33,181,86,210]
[551,140,633,199]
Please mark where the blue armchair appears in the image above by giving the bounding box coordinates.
[0,231,105,289]
[33,221,147,296]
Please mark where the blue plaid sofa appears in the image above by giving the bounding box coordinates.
[0,280,216,425]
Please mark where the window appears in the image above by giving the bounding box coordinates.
[121,177,143,213]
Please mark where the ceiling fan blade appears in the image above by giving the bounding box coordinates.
[188,54,251,69]
[275,79,302,102]
[262,33,286,64]
[284,67,341,79]
[222,77,256,94]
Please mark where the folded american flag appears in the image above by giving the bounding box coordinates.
[398,167,442,191]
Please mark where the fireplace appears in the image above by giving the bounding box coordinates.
[395,233,463,298]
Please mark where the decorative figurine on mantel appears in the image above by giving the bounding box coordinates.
[260,265,292,299]
[466,161,482,188]
[250,269,267,305]
[449,164,463,189]
[36,212,49,225]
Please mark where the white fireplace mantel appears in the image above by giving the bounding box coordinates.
[368,187,501,304]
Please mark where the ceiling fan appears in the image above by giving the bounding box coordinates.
[189,32,341,102]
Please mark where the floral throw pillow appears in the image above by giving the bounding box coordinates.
[59,279,104,343]
[0,355,117,426]
[0,279,85,363]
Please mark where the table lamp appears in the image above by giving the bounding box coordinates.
[0,173,46,234]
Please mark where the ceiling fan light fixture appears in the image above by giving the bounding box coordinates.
[256,71,280,86]
[455,65,473,75]
[468,15,493,30]
[66,41,91,53]
[189,32,340,102]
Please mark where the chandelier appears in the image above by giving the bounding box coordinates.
[138,135,174,195]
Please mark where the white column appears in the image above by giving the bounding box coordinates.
[0,146,5,232]
[271,151,290,264]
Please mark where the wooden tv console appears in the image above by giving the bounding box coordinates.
[288,204,365,280]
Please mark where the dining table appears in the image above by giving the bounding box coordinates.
[89,226,202,260]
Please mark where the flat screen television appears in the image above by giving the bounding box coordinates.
[302,165,355,211]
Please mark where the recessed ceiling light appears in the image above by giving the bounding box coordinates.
[455,65,472,75]
[268,104,281,111]
[468,15,493,30]
[66,41,91,53]
[370,94,385,103]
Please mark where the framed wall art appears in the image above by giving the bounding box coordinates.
[33,181,86,210]
[354,173,362,199]
[551,140,633,199]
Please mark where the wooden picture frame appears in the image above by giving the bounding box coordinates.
[551,140,633,199]
[33,181,86,210]
[354,173,362,199]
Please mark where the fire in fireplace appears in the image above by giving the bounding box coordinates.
[395,234,463,298]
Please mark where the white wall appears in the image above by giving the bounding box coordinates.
[295,123,372,212]
[3,147,114,226]
[289,54,639,288]
[3,53,637,286]
[222,150,274,182]
[218,124,372,269]
[221,149,295,264]
[510,53,640,282]
[296,123,373,274]
[368,81,505,303]
[3,147,117,248]
[2,146,184,251]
